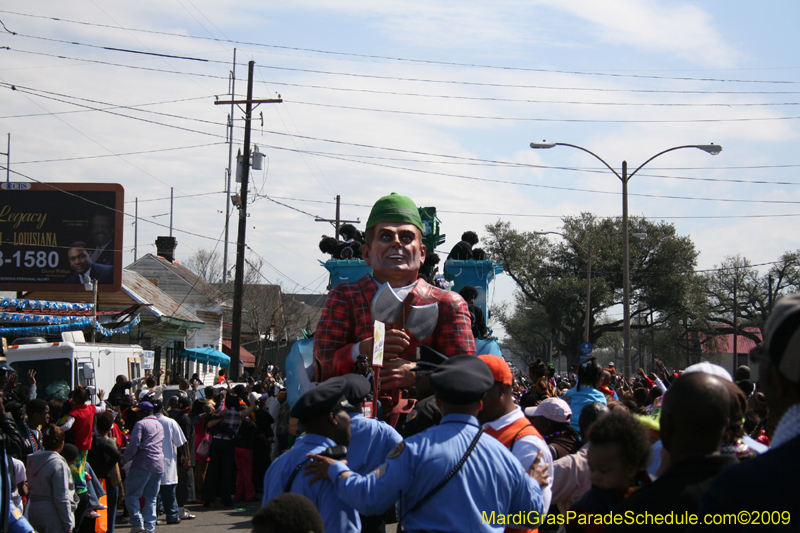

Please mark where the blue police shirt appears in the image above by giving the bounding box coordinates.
[328,413,545,533]
[263,433,360,533]
[345,413,403,475]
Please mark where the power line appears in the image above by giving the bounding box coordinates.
[261,195,323,219]
[11,31,210,61]
[125,191,225,203]
[260,79,800,107]
[4,47,228,80]
[8,81,800,185]
[260,144,800,205]
[11,32,800,106]
[2,82,225,139]
[0,94,212,120]
[264,194,800,220]
[7,30,800,98]
[286,98,800,124]
[255,142,800,185]
[8,167,230,245]
[15,142,227,164]
[256,64,800,96]
[3,9,800,85]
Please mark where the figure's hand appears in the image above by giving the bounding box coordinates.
[158,369,165,376]
[383,329,411,356]
[360,329,411,360]
[527,449,550,488]
[98,390,105,401]
[637,368,646,378]
[380,358,416,390]
[304,454,347,485]
[5,373,17,390]
[27,370,37,387]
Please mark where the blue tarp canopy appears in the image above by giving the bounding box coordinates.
[182,347,230,368]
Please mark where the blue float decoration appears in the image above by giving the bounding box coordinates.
[0,315,140,337]
[0,298,94,312]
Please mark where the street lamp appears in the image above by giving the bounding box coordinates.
[530,141,722,378]
[534,231,592,344]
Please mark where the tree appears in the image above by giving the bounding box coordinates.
[222,256,314,371]
[703,250,800,342]
[184,248,224,284]
[484,213,702,367]
[491,295,552,367]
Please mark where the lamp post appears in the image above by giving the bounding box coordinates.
[534,231,592,344]
[530,141,722,378]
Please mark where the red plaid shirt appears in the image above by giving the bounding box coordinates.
[314,275,475,381]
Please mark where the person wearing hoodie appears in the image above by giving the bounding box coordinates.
[26,424,78,533]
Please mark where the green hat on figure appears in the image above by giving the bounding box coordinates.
[366,192,424,232]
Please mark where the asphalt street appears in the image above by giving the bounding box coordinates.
[116,502,400,532]
[119,502,258,531]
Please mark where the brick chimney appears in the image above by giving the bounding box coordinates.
[155,236,178,262]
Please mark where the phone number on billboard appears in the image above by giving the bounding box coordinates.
[0,250,60,268]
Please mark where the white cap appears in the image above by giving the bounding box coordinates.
[682,362,732,382]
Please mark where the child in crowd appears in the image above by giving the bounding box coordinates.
[566,410,652,532]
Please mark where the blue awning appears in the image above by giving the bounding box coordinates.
[182,347,231,368]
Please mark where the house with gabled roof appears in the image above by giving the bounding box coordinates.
[16,267,211,379]
[126,237,230,380]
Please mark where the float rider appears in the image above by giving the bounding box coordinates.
[314,192,475,391]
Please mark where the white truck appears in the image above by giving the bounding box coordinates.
[5,333,145,401]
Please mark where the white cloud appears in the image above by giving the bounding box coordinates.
[538,0,740,67]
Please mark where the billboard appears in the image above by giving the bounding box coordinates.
[0,182,124,292]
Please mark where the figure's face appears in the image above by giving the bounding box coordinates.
[587,442,637,491]
[92,215,113,246]
[363,222,426,286]
[68,247,91,274]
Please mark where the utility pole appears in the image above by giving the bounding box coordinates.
[732,272,738,375]
[134,198,138,261]
[215,60,282,381]
[315,195,359,238]
[1,133,9,183]
[223,49,236,283]
[169,187,174,237]
[768,274,774,314]
[91,280,98,343]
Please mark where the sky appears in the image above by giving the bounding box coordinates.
[2,1,800,337]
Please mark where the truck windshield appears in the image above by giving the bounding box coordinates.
[10,358,72,401]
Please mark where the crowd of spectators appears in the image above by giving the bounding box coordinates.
[0,363,287,533]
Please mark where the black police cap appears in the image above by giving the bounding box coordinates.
[430,355,494,405]
[411,345,449,372]
[342,374,371,404]
[290,376,353,421]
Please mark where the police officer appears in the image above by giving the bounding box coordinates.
[305,356,550,533]
[402,346,448,438]
[261,377,360,533]
[342,374,403,533]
